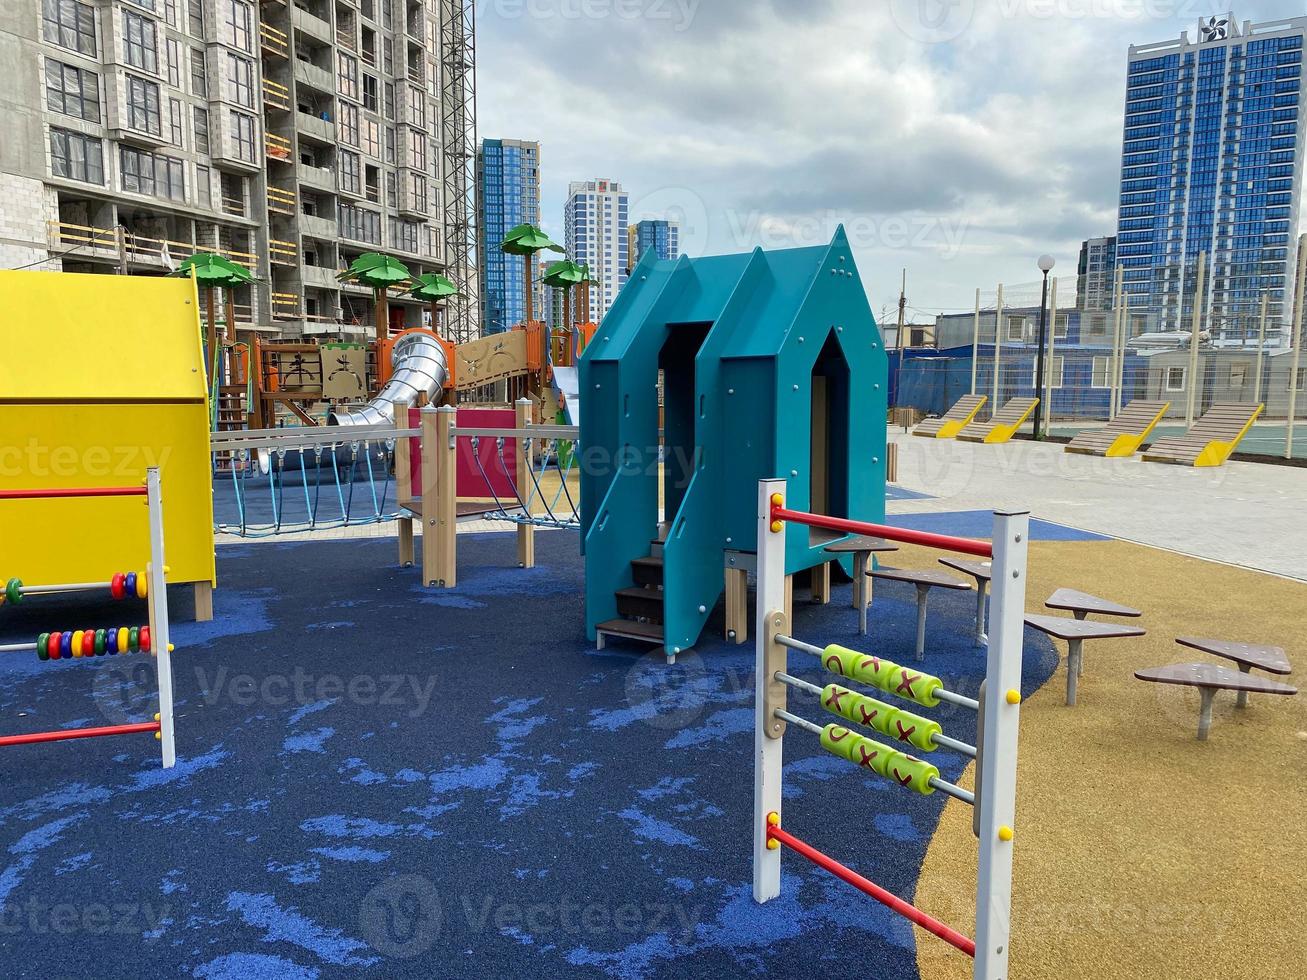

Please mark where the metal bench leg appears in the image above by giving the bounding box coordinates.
[975,583,988,648]
[1236,665,1251,708]
[854,554,869,635]
[914,585,929,661]
[1197,688,1216,740]
[1065,639,1083,706]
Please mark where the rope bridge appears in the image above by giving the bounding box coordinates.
[462,430,580,530]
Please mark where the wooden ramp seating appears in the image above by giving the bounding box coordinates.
[1064,400,1171,458]
[1141,402,1264,467]
[912,394,987,439]
[956,397,1039,445]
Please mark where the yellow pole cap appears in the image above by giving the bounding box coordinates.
[767,812,780,827]
[167,643,175,652]
[998,826,1014,842]
[154,713,160,721]
[770,493,784,507]
[1006,690,1022,705]
[155,732,162,740]
[770,521,783,534]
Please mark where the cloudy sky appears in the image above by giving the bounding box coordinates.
[477,1,1285,319]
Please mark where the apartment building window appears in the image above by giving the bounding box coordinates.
[124,11,158,73]
[384,126,395,164]
[338,52,359,100]
[339,203,380,244]
[407,86,424,127]
[1165,366,1186,392]
[340,102,360,146]
[158,155,185,200]
[165,37,181,85]
[339,150,361,194]
[407,129,426,170]
[196,163,211,208]
[193,105,209,152]
[1054,314,1069,340]
[164,0,178,28]
[360,0,375,20]
[45,60,100,122]
[382,37,393,75]
[383,82,395,120]
[409,173,426,213]
[362,118,379,157]
[168,98,184,146]
[390,218,417,254]
[1229,363,1248,389]
[43,0,96,57]
[190,49,207,96]
[49,127,103,184]
[1005,316,1026,342]
[365,164,379,202]
[224,0,252,53]
[187,0,204,37]
[382,0,392,31]
[362,75,378,112]
[385,170,396,208]
[230,110,255,161]
[429,138,438,179]
[126,76,162,135]
[120,146,156,194]
[228,53,254,108]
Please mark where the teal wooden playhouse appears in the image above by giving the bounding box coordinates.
[578,228,888,661]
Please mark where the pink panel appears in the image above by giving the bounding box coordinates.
[405,407,519,501]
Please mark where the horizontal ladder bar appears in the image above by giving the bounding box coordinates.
[771,505,993,558]
[0,721,161,747]
[776,635,980,712]
[0,487,147,500]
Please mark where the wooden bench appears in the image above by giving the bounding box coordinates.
[912,394,987,440]
[1175,637,1292,708]
[939,557,991,647]
[824,535,900,635]
[867,567,971,660]
[1141,402,1264,467]
[1064,400,1171,458]
[1045,588,1142,621]
[1135,663,1298,740]
[1024,613,1146,705]
[957,397,1039,445]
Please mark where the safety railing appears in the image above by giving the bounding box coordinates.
[753,479,1029,980]
[259,21,289,57]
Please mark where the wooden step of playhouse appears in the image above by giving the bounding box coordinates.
[596,618,664,646]
[631,555,664,587]
[615,587,665,623]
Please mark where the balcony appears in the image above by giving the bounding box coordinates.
[296,111,335,143]
[265,132,294,163]
[260,22,289,58]
[293,58,334,94]
[267,185,297,215]
[262,78,291,111]
[302,264,339,289]
[269,237,299,267]
[300,212,337,240]
[296,163,335,192]
[292,6,333,44]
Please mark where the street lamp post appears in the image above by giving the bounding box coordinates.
[1032,255,1056,440]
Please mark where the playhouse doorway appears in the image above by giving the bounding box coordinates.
[658,321,713,522]
[811,333,851,519]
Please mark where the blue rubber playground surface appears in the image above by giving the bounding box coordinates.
[0,530,1059,979]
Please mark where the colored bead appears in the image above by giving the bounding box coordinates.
[82,631,96,657]
[37,633,49,662]
[94,630,106,655]
[70,630,83,658]
[116,627,129,655]
[60,632,73,659]
[111,573,125,600]
[135,573,147,599]
[124,573,136,599]
[139,626,151,653]
[48,632,61,660]
[128,627,140,653]
[4,578,22,605]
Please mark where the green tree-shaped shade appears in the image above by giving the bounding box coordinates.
[500,224,564,257]
[175,251,256,288]
[405,272,460,303]
[337,252,413,289]
[541,259,588,289]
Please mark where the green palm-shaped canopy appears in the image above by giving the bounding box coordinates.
[541,259,588,289]
[500,223,563,257]
[405,272,459,303]
[175,252,255,289]
[338,252,413,289]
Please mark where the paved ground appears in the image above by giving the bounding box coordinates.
[889,433,1307,581]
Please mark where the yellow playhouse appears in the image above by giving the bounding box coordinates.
[0,271,216,619]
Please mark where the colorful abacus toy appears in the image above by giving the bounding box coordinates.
[0,471,177,768]
[1,571,147,608]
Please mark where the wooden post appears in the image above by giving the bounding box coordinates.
[524,252,534,324]
[811,562,831,605]
[725,566,748,644]
[783,575,793,625]
[421,406,457,587]
[376,285,388,350]
[515,398,535,568]
[192,582,213,622]
[394,397,415,568]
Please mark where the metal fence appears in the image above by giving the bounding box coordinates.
[891,251,1307,460]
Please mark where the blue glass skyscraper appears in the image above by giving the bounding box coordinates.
[630,219,681,267]
[477,139,542,334]
[1117,13,1306,345]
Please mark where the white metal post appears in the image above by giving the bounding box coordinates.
[146,468,176,769]
[992,284,1004,410]
[1111,266,1126,418]
[1285,234,1307,460]
[973,509,1028,980]
[971,288,981,396]
[1186,252,1207,427]
[752,478,787,903]
[1254,291,1269,406]
[1043,277,1058,436]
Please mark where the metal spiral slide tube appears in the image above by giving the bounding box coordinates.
[328,332,451,427]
